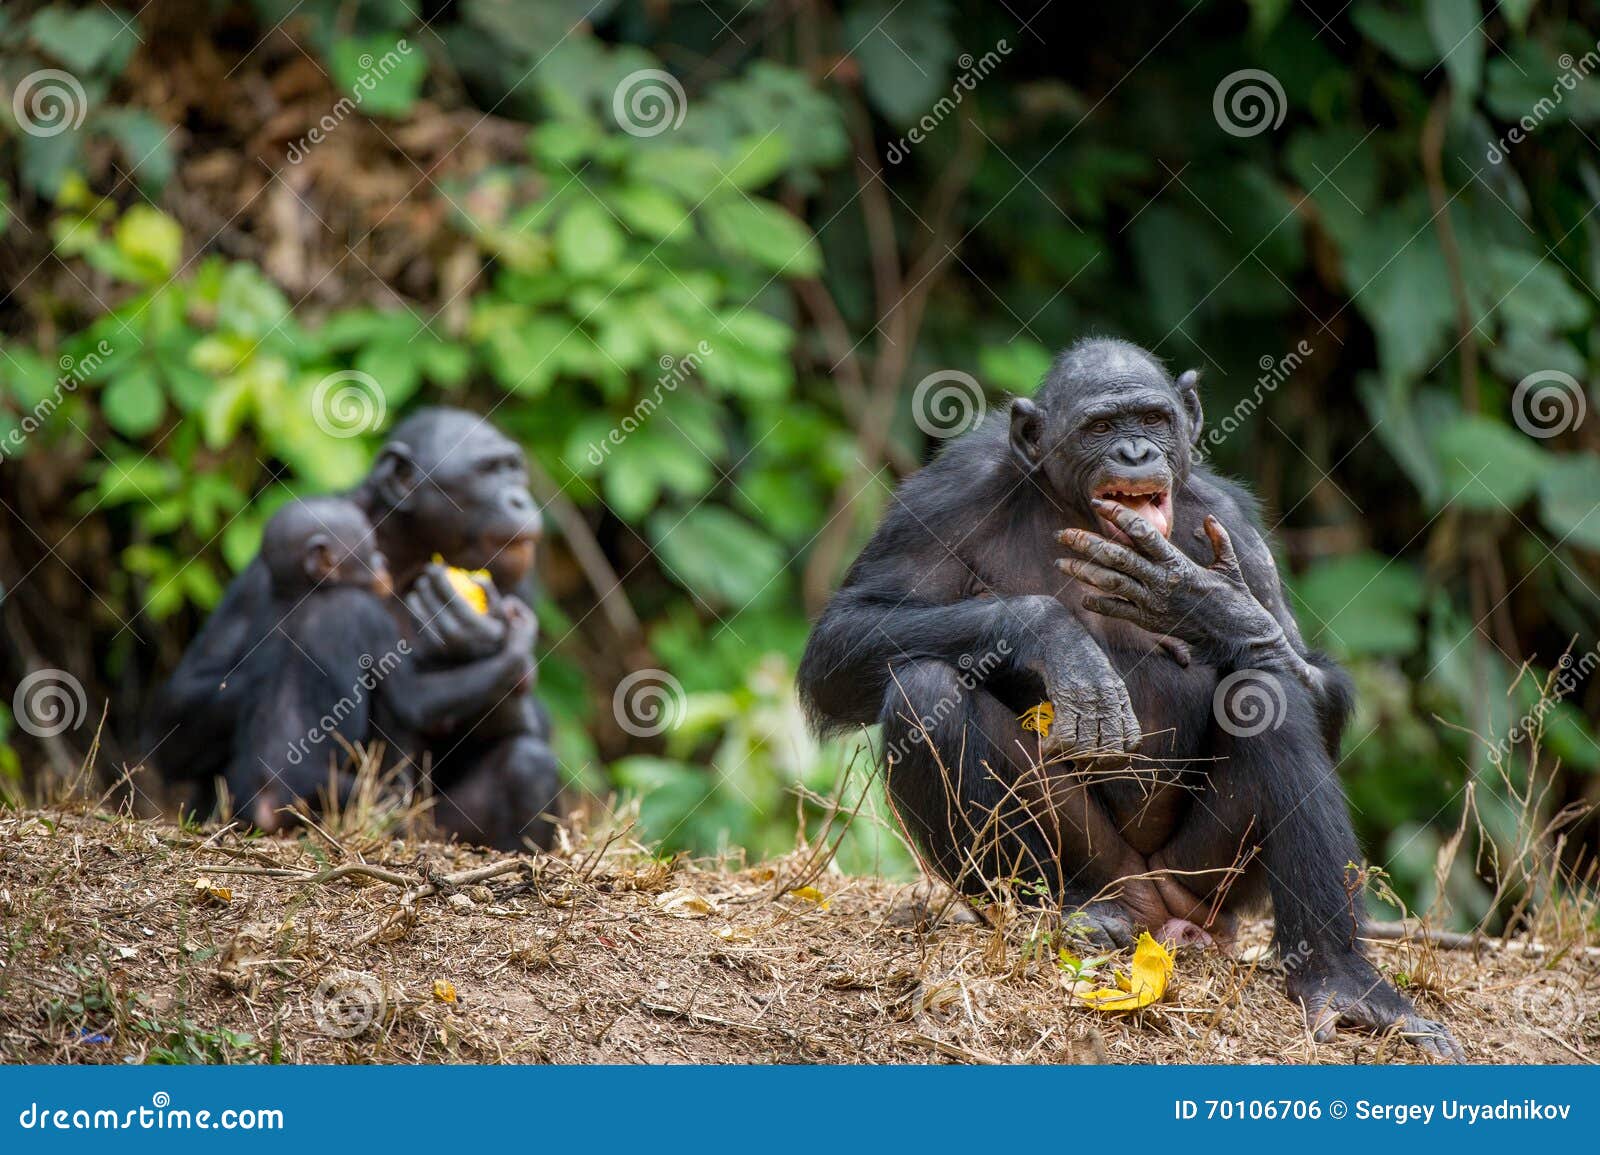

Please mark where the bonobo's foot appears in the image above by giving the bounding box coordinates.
[1286,951,1464,1062]
[1061,900,1140,950]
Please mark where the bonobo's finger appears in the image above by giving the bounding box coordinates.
[1090,499,1184,562]
[1056,557,1149,602]
[1301,991,1342,1044]
[405,588,450,654]
[1402,1017,1465,1063]
[1200,515,1241,575]
[1056,529,1165,585]
[1158,636,1192,667]
[1118,695,1142,751]
[1081,593,1144,625]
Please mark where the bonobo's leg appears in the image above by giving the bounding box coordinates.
[878,659,1176,946]
[431,732,560,851]
[1153,681,1463,1059]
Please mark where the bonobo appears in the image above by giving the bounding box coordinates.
[798,337,1461,1059]
[148,408,560,850]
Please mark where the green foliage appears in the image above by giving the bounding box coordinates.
[3,0,1599,921]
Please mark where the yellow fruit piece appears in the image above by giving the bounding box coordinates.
[786,885,830,910]
[1070,933,1174,1012]
[432,979,458,1004]
[1019,701,1054,736]
[432,554,492,615]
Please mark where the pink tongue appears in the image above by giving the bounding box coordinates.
[1116,495,1170,538]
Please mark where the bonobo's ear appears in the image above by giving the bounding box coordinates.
[369,441,420,511]
[303,535,338,584]
[1177,369,1203,445]
[1009,397,1046,474]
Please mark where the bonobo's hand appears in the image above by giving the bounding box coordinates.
[1038,626,1142,757]
[1056,501,1289,674]
[406,564,508,664]
[497,596,538,692]
[1286,948,1464,1062]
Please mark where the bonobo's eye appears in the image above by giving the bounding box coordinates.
[1090,420,1113,435]
[1142,411,1168,427]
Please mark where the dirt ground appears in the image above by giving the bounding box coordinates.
[1,807,1596,1065]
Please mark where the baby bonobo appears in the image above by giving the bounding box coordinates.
[226,498,536,834]
[224,497,404,830]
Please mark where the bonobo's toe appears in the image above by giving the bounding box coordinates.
[1063,901,1139,950]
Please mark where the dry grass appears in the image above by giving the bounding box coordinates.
[1,804,1596,1066]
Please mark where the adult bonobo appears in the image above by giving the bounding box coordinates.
[798,338,1461,1059]
[147,408,560,850]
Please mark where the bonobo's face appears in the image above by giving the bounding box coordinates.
[266,500,391,597]
[1010,340,1199,542]
[390,412,543,585]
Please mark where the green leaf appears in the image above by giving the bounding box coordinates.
[978,342,1053,395]
[1485,247,1590,335]
[1425,0,1484,107]
[648,506,787,608]
[607,184,688,240]
[1293,553,1427,658]
[1351,1,1437,69]
[101,364,166,437]
[96,109,175,191]
[328,36,427,118]
[842,0,956,127]
[29,7,132,74]
[704,199,820,275]
[722,133,791,191]
[554,200,626,277]
[354,341,423,407]
[1432,415,1551,510]
[113,205,182,281]
[1537,453,1600,551]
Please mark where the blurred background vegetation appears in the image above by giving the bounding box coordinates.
[1,0,1598,927]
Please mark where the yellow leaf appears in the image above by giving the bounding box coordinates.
[1019,701,1053,736]
[191,878,232,904]
[432,979,458,1004]
[1069,933,1174,1012]
[656,887,717,918]
[786,885,830,910]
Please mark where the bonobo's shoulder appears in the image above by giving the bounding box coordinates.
[1185,464,1285,585]
[890,413,1014,509]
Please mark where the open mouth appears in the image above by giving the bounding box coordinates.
[1093,480,1174,539]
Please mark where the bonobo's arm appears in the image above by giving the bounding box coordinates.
[384,594,536,737]
[799,573,1143,755]
[1058,499,1352,754]
[145,560,272,777]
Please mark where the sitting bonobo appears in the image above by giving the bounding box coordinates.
[797,337,1461,1059]
[226,498,535,832]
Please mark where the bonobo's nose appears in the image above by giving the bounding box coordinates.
[1112,438,1160,467]
[502,487,544,540]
